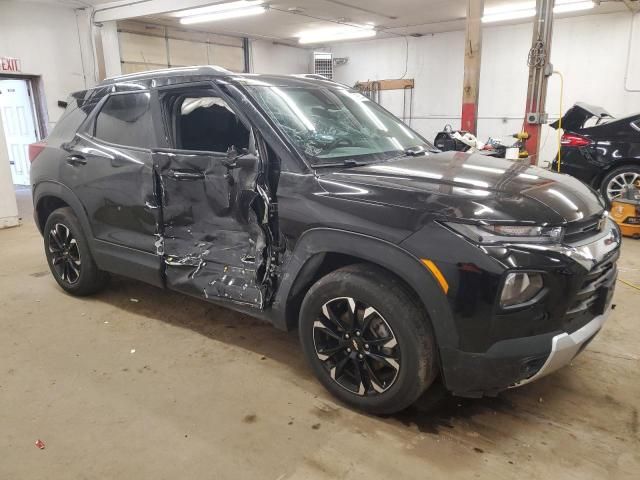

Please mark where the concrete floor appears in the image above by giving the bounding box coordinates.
[2,188,639,479]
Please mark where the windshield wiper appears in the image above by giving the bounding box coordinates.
[313,159,369,169]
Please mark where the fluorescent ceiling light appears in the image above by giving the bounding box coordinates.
[297,25,376,44]
[482,0,595,23]
[180,6,265,24]
[482,2,536,23]
[171,1,263,18]
[553,0,595,14]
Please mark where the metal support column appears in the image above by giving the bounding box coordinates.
[461,0,484,135]
[523,0,555,163]
[243,38,251,73]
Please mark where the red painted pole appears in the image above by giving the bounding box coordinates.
[461,0,484,135]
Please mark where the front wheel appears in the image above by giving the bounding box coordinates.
[299,264,438,414]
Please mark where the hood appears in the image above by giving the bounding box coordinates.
[317,151,604,226]
[550,102,613,131]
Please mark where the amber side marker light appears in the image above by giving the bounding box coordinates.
[420,259,449,294]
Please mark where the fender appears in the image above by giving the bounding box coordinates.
[269,228,459,352]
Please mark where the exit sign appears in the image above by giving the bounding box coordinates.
[1,57,21,73]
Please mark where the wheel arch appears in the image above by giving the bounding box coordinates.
[595,159,640,191]
[33,181,95,243]
[270,228,457,351]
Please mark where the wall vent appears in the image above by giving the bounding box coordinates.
[313,52,333,79]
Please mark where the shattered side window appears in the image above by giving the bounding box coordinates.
[173,95,250,153]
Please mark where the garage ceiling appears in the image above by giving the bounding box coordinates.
[56,0,630,44]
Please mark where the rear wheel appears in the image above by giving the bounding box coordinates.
[601,166,640,204]
[299,264,438,414]
[43,207,108,296]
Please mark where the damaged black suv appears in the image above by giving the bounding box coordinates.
[31,67,620,414]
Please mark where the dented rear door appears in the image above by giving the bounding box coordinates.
[153,148,270,307]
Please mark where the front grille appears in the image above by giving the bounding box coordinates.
[563,256,618,331]
[564,214,603,243]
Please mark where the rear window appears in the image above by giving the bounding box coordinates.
[94,92,154,148]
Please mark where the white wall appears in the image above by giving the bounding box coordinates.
[0,0,92,227]
[0,0,92,131]
[0,113,19,228]
[250,40,311,74]
[328,31,465,142]
[330,11,640,165]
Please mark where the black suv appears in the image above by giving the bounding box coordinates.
[30,67,620,414]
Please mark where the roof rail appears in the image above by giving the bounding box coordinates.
[103,65,232,82]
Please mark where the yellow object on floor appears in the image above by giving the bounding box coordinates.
[610,182,640,239]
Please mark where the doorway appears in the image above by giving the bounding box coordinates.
[0,78,40,185]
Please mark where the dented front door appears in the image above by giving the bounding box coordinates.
[153,149,269,307]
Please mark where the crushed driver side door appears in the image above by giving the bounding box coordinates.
[153,144,273,307]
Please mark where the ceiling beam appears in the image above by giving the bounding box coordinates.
[320,0,398,20]
[93,0,223,23]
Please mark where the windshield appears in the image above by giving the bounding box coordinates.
[245,85,435,165]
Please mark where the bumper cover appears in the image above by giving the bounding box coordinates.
[511,308,610,387]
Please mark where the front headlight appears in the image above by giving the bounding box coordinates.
[444,222,564,244]
[500,272,544,307]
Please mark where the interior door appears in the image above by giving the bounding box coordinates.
[0,79,38,185]
[153,148,269,307]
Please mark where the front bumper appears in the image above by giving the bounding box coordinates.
[440,302,614,397]
[435,219,620,397]
[511,307,610,387]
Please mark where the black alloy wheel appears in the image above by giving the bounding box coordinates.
[48,223,82,284]
[299,264,438,414]
[313,297,400,396]
[43,207,108,296]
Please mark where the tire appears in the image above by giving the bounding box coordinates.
[600,165,640,205]
[299,263,438,415]
[43,207,108,296]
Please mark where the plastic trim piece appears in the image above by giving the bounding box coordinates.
[511,307,611,387]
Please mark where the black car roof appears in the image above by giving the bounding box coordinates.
[99,65,348,90]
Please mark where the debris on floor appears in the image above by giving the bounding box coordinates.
[34,439,45,449]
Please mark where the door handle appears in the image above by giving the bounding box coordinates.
[166,169,205,180]
[66,155,87,166]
